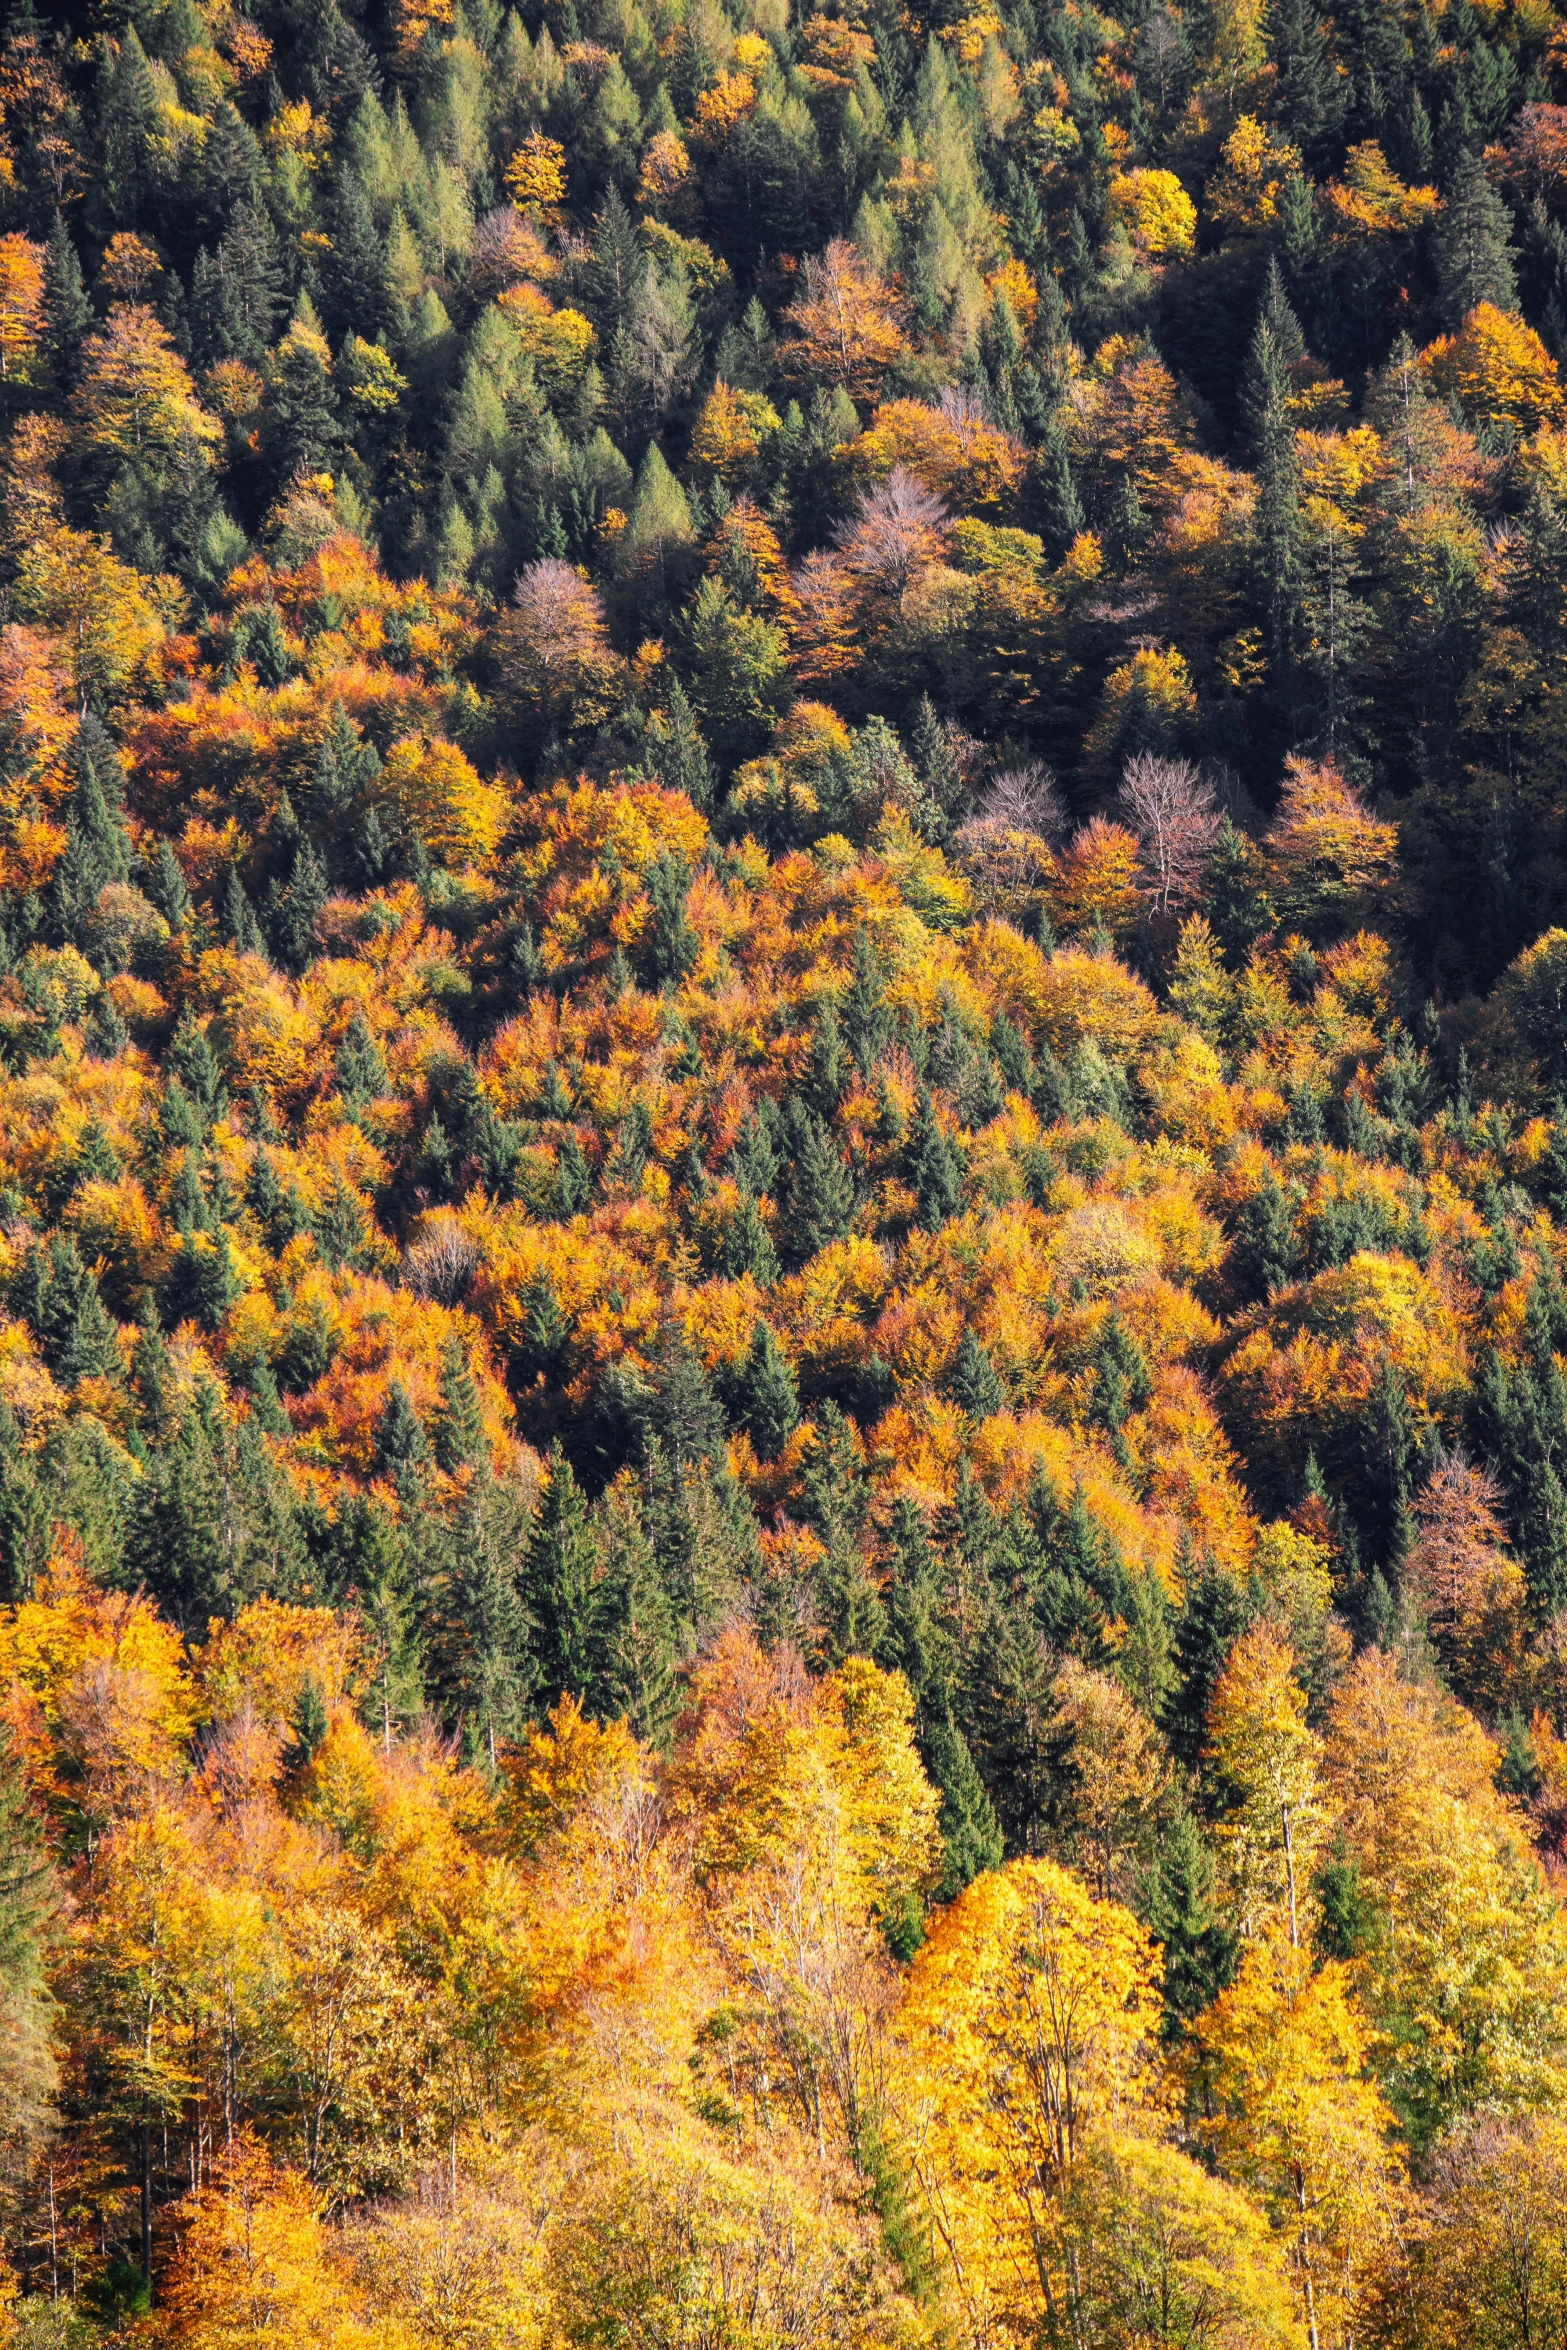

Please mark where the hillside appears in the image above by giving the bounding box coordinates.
[0,0,1566,2339]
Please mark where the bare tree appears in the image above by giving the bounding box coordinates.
[834,466,950,600]
[975,761,1069,843]
[1405,1451,1526,1696]
[1117,751,1221,917]
[952,762,1068,925]
[499,557,619,734]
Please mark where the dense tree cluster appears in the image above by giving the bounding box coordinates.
[2,0,1567,2336]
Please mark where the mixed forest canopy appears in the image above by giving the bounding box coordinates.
[3,0,1567,2337]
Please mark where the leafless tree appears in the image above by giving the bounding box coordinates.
[500,557,617,731]
[834,466,951,599]
[1117,751,1221,917]
[975,761,1069,843]
[405,1214,484,1303]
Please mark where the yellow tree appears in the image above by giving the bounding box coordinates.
[1411,2112,1567,2350]
[1056,2132,1306,2350]
[1052,1657,1168,1901]
[160,2131,368,2347]
[782,238,906,400]
[1206,1623,1325,1947]
[1323,1648,1567,2141]
[0,233,44,386]
[1199,1939,1403,2350]
[71,303,218,473]
[897,1857,1165,2346]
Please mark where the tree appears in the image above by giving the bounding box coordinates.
[1053,1657,1167,1901]
[1403,1451,1526,1702]
[1206,1623,1325,1947]
[1142,1809,1239,2038]
[161,2132,358,2344]
[1118,753,1222,919]
[1323,1647,1567,2143]
[899,1858,1165,2343]
[1053,2132,1305,2350]
[1433,148,1518,326]
[529,1444,601,1712]
[1414,2113,1567,2350]
[500,558,620,743]
[1198,1938,1403,2350]
[733,1321,799,1461]
[782,238,906,400]
[0,235,45,391]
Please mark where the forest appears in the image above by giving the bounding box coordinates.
[0,0,1566,2335]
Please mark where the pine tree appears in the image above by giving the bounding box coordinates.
[926,1716,1005,1900]
[733,1320,799,1460]
[1141,1809,1239,2037]
[529,1443,601,1708]
[1434,146,1518,327]
[952,1328,1005,1420]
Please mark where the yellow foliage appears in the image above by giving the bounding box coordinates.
[1110,167,1198,257]
[1424,300,1565,435]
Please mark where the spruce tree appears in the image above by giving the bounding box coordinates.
[41,214,91,393]
[926,1717,1005,1899]
[1141,1810,1238,2036]
[529,1443,602,1709]
[908,1089,962,1232]
[733,1320,799,1461]
[952,1328,1005,1421]
[591,1476,680,1744]
[1434,146,1518,326]
[432,1338,487,1474]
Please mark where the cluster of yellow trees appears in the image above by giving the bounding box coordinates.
[3,1547,1567,2347]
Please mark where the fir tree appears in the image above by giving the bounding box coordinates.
[733,1320,799,1460]
[926,1716,1005,1900]
[1141,1810,1239,2037]
[528,1443,601,1709]
[1434,146,1518,326]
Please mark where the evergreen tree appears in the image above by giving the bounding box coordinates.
[429,1476,532,1769]
[1165,1560,1254,1771]
[952,1328,1005,1420]
[808,993,848,1116]
[908,1089,962,1232]
[926,1716,1005,1900]
[376,1381,429,1478]
[432,1338,486,1474]
[1141,1810,1239,2037]
[41,214,91,393]
[591,1476,680,1744]
[1434,146,1518,326]
[780,1103,855,1263]
[733,1320,799,1460]
[528,1443,601,1709]
[880,1494,946,1719]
